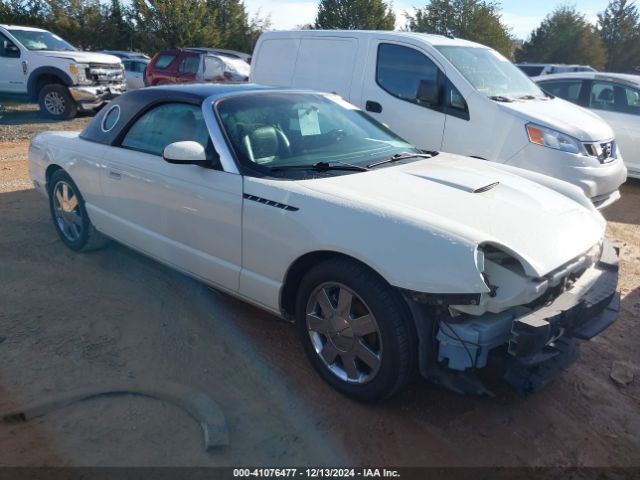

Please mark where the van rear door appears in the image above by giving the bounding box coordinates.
[251,37,300,87]
[292,37,357,99]
[251,35,358,100]
[359,40,446,151]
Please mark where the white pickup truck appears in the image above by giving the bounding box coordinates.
[0,24,126,119]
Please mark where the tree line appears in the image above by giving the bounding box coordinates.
[316,0,640,72]
[0,0,271,53]
[2,0,640,73]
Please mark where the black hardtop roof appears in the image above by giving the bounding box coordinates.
[80,83,285,145]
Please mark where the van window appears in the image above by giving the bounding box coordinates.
[445,80,469,120]
[376,44,441,108]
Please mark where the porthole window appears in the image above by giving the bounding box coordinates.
[101,105,120,132]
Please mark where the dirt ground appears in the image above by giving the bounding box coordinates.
[0,105,639,467]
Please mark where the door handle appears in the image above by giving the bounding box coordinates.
[365,101,383,113]
[109,170,122,179]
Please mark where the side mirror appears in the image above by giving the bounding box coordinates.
[4,41,20,58]
[162,141,209,166]
[416,79,440,106]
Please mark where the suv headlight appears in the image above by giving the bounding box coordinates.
[69,63,92,85]
[526,123,587,155]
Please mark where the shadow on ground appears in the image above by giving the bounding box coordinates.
[0,187,638,467]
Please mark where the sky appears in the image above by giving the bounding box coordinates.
[242,0,612,40]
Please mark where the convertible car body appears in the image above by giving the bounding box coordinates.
[28,84,620,401]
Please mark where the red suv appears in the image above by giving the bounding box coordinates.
[144,48,250,86]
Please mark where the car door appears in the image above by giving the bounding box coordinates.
[360,41,446,151]
[176,54,200,84]
[588,80,640,176]
[202,55,225,83]
[99,101,243,291]
[123,60,144,90]
[0,32,27,93]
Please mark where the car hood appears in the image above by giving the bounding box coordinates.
[298,154,605,277]
[35,51,122,65]
[497,96,613,142]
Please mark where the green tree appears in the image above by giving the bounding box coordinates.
[517,5,606,70]
[0,0,49,27]
[315,0,396,30]
[598,0,640,72]
[45,0,104,50]
[129,0,220,51]
[206,0,246,50]
[205,0,270,52]
[405,0,514,58]
[100,0,134,50]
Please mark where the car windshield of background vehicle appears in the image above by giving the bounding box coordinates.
[215,93,418,174]
[437,46,545,100]
[8,29,76,51]
[517,65,545,77]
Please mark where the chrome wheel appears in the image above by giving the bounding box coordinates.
[306,282,382,384]
[44,91,66,115]
[52,181,82,242]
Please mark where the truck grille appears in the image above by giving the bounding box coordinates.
[87,64,124,85]
[584,141,616,164]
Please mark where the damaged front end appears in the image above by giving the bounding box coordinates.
[404,241,620,395]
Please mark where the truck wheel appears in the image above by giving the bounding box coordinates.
[48,170,109,251]
[295,258,415,402]
[38,84,78,120]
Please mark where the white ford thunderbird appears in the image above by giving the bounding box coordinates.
[29,84,620,401]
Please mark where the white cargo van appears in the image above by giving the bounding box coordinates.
[250,30,628,208]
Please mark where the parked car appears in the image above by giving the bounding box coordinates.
[0,24,126,119]
[144,48,249,86]
[535,72,640,178]
[123,58,149,90]
[516,63,596,77]
[99,50,150,61]
[250,31,627,209]
[186,47,251,64]
[28,83,620,401]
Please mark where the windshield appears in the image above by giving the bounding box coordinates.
[216,93,418,175]
[437,46,544,99]
[518,65,545,77]
[8,29,76,51]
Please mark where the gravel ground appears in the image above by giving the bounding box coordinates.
[0,112,638,467]
[0,102,91,142]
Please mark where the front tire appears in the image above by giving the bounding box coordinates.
[38,84,78,120]
[295,258,415,402]
[48,170,109,251]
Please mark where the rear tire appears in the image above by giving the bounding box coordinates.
[295,258,415,402]
[38,84,78,120]
[48,170,109,252]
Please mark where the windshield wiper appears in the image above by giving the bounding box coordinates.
[488,95,515,102]
[270,161,369,172]
[367,152,433,169]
